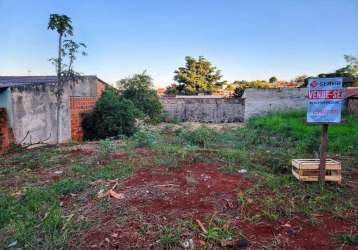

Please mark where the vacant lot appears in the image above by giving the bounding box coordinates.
[1,112,357,249]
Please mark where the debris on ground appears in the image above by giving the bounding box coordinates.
[96,180,125,199]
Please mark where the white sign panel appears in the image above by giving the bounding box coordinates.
[307,77,343,123]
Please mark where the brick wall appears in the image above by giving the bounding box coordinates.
[0,108,14,154]
[70,81,105,141]
[70,97,97,141]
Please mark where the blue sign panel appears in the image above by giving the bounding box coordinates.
[307,77,343,123]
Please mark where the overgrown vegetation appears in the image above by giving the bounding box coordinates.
[117,71,162,121]
[82,87,140,139]
[83,72,163,140]
[0,111,357,249]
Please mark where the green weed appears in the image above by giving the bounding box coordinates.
[335,234,358,246]
[91,162,133,180]
[0,188,75,249]
[51,179,87,195]
[131,125,162,148]
[178,127,217,148]
[159,226,181,249]
[98,139,117,158]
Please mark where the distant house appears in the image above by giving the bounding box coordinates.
[0,75,108,151]
[156,88,166,96]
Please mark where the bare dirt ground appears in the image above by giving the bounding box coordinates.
[63,161,356,250]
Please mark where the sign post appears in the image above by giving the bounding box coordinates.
[307,77,343,183]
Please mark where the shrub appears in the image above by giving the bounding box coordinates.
[82,88,141,140]
[132,125,161,147]
[117,72,162,121]
[178,127,217,148]
[98,139,118,158]
[51,179,87,195]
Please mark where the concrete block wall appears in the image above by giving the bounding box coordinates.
[161,89,308,123]
[243,88,307,121]
[10,83,66,144]
[161,96,244,122]
[9,77,103,144]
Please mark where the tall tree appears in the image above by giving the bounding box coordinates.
[48,14,86,143]
[335,54,358,79]
[269,76,277,83]
[174,56,222,95]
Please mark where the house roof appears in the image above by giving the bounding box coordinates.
[0,75,103,88]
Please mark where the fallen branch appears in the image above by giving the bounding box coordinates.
[96,180,124,200]
[196,219,207,234]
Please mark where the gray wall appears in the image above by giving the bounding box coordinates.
[161,96,244,122]
[10,77,97,144]
[243,88,307,121]
[161,88,308,123]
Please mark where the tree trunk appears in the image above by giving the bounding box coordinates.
[56,33,63,145]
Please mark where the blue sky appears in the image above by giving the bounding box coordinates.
[0,0,357,87]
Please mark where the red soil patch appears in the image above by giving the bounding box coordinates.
[121,162,250,219]
[70,163,357,249]
[135,147,153,157]
[112,152,128,160]
[69,148,94,157]
[235,216,357,249]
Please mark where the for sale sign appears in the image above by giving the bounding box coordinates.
[307,77,343,123]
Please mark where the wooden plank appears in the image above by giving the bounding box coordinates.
[298,175,341,182]
[292,168,300,181]
[293,159,339,163]
[292,162,342,184]
[292,159,341,170]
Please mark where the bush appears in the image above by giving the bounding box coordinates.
[117,72,162,121]
[132,125,161,147]
[178,127,217,148]
[82,88,141,140]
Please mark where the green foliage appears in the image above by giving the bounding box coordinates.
[0,188,74,249]
[178,127,217,148]
[51,179,87,195]
[0,147,62,173]
[48,13,87,144]
[269,76,277,83]
[335,234,358,246]
[201,216,238,242]
[303,54,358,87]
[158,226,181,249]
[71,164,88,174]
[164,84,179,95]
[247,112,358,155]
[48,14,73,36]
[91,162,133,180]
[98,139,118,158]
[132,125,162,148]
[117,72,162,121]
[173,56,223,95]
[82,87,141,140]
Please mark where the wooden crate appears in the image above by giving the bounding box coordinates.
[292,159,341,184]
